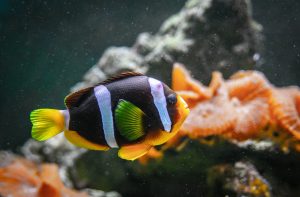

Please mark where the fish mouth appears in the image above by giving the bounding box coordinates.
[179,96,189,110]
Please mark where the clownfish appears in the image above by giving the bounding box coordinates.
[30,72,189,160]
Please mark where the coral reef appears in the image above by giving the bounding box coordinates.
[170,64,300,152]
[133,64,300,196]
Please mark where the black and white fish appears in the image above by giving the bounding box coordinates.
[30,72,189,160]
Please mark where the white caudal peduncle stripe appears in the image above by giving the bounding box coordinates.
[148,77,172,132]
[94,85,118,148]
[60,110,70,130]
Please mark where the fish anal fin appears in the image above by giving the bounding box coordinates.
[64,130,109,151]
[118,144,152,160]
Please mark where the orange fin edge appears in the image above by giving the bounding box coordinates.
[118,144,152,161]
[64,130,109,151]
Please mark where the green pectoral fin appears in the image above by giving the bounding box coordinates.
[115,99,146,141]
[64,130,109,151]
[118,144,152,160]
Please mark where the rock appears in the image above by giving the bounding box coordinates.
[21,135,87,188]
[207,161,271,197]
[71,0,262,89]
[82,189,121,197]
[71,47,147,92]
[21,134,85,165]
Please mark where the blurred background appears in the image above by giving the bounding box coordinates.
[0,0,299,150]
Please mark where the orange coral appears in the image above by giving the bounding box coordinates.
[172,63,212,106]
[225,70,272,101]
[173,65,300,145]
[223,70,272,140]
[269,87,300,139]
[208,71,224,95]
[0,155,88,197]
[172,65,274,141]
[175,90,202,109]
[227,98,270,140]
[181,91,236,138]
[138,64,300,164]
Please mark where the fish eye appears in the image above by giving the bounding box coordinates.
[167,94,177,105]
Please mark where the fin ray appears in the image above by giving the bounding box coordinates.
[115,99,146,141]
[30,109,65,141]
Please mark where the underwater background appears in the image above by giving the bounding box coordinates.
[1,0,299,150]
[1,0,300,197]
[0,0,187,149]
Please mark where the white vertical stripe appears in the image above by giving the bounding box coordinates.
[94,85,119,148]
[60,110,70,130]
[148,77,172,132]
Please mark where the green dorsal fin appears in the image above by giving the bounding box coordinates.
[115,99,146,141]
[64,72,143,109]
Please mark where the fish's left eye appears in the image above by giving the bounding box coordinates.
[167,94,177,105]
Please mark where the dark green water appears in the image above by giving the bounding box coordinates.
[0,0,186,149]
[0,0,299,149]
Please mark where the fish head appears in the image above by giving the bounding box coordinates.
[144,83,190,146]
[163,84,190,134]
[171,94,190,132]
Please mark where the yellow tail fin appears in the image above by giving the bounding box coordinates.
[30,109,65,141]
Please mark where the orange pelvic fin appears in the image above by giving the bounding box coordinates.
[118,144,152,161]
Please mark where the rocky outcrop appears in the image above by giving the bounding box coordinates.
[207,161,271,197]
[72,0,262,92]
